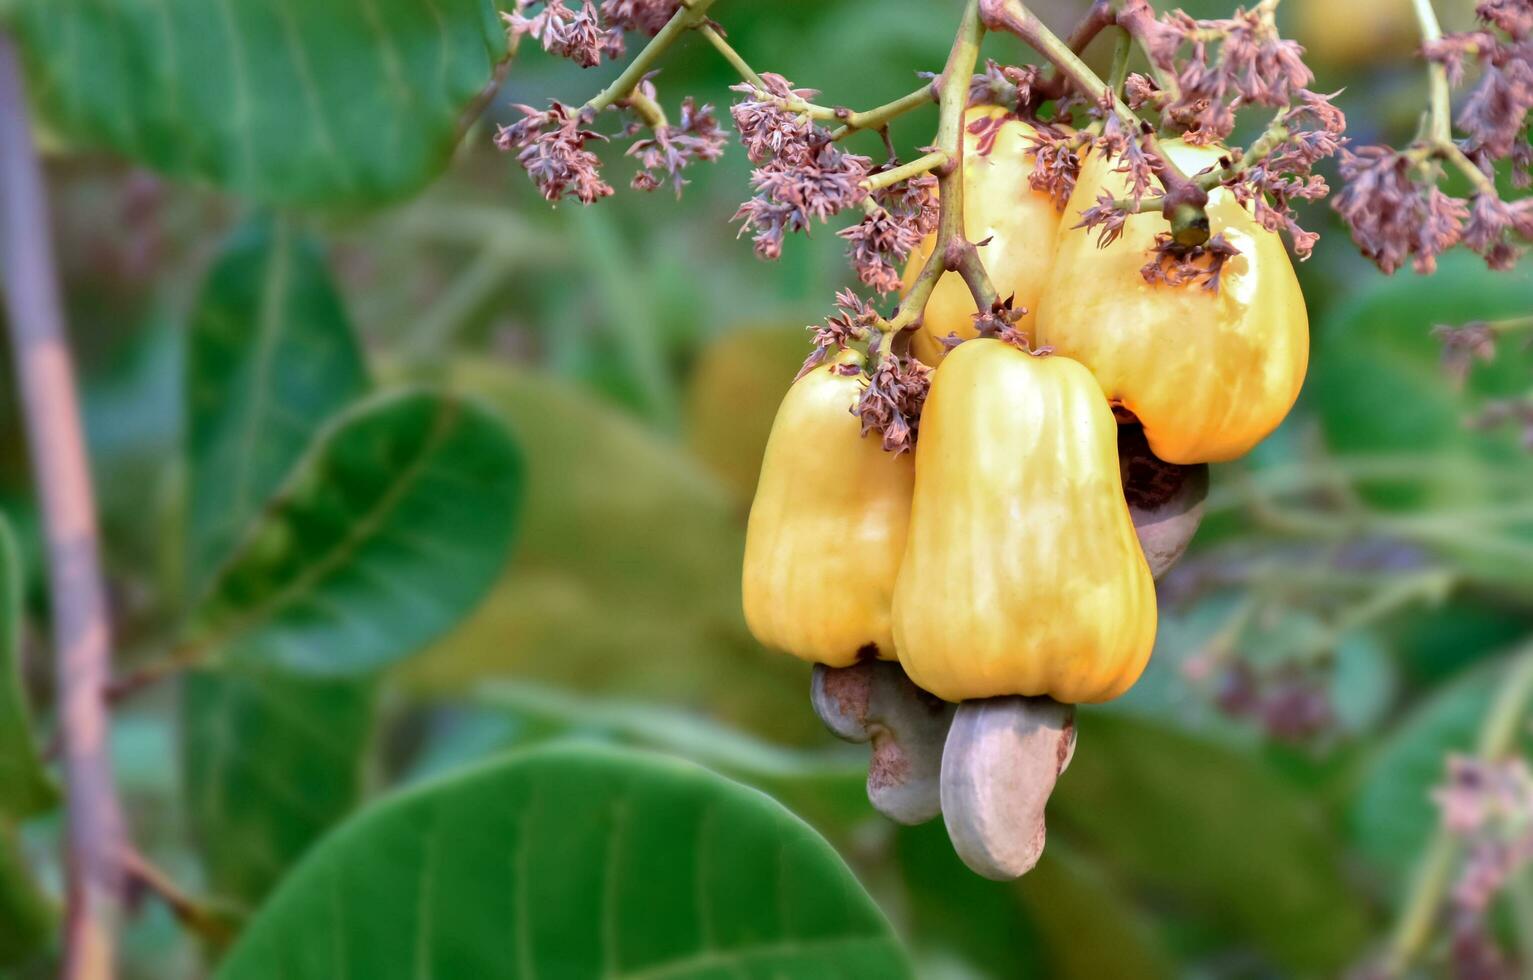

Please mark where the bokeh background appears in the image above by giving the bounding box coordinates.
[4,0,1533,976]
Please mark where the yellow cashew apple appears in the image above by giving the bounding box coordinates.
[900,105,1065,366]
[892,339,1157,703]
[743,350,914,666]
[1033,139,1308,465]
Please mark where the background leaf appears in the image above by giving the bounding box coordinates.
[178,215,379,915]
[1311,253,1533,584]
[684,323,806,505]
[1054,711,1374,972]
[0,516,55,819]
[186,389,524,676]
[7,0,511,206]
[181,667,377,909]
[0,824,52,968]
[185,216,369,585]
[215,745,912,979]
[396,360,818,743]
[1348,655,1533,901]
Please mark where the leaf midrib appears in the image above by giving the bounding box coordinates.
[199,394,459,661]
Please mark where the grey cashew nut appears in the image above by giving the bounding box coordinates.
[940,695,1076,880]
[1119,422,1210,579]
[811,660,955,825]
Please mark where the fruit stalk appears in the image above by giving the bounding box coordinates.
[889,0,996,334]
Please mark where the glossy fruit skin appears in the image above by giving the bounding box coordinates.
[901,106,1064,366]
[1033,139,1308,465]
[743,352,914,667]
[892,340,1157,703]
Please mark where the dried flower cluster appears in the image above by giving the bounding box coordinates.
[1428,754,1533,975]
[496,3,725,203]
[838,173,939,293]
[494,102,614,204]
[1338,0,1533,273]
[503,0,680,66]
[624,88,728,194]
[1078,0,1345,264]
[854,354,933,455]
[798,290,881,380]
[1185,651,1337,744]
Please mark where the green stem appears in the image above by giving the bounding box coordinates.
[1106,27,1132,96]
[861,150,949,193]
[699,21,935,140]
[696,22,767,91]
[829,86,938,140]
[1383,643,1533,977]
[1411,0,1453,145]
[622,88,669,129]
[584,0,717,114]
[887,0,991,335]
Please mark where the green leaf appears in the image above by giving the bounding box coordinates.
[215,745,912,980]
[436,682,871,834]
[182,666,377,908]
[395,361,819,745]
[9,0,511,207]
[186,217,369,585]
[1348,656,1533,900]
[0,517,55,820]
[187,389,524,676]
[1311,253,1533,583]
[0,823,52,968]
[1055,711,1372,972]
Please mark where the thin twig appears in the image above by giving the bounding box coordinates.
[583,0,718,115]
[0,33,125,980]
[1412,0,1453,145]
[697,21,935,140]
[860,150,949,194]
[119,847,237,949]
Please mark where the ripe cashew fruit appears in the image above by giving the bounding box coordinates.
[1034,139,1309,465]
[900,105,1064,366]
[743,351,913,666]
[892,339,1157,703]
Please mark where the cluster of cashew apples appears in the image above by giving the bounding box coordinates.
[741,106,1309,878]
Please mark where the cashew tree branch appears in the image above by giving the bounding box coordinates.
[0,32,125,980]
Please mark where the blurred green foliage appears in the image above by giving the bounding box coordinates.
[0,0,1531,977]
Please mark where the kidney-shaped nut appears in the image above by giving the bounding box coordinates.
[1120,422,1210,580]
[940,695,1076,880]
[811,661,955,826]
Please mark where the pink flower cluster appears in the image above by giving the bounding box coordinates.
[1339,0,1533,273]
[502,0,681,66]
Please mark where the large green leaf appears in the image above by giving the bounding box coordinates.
[215,745,911,979]
[0,517,54,820]
[8,0,511,207]
[182,667,377,908]
[1054,711,1372,972]
[0,823,52,968]
[185,389,522,675]
[1348,656,1533,900]
[417,685,1177,979]
[186,217,369,585]
[396,361,818,744]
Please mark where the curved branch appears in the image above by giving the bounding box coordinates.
[0,33,125,980]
